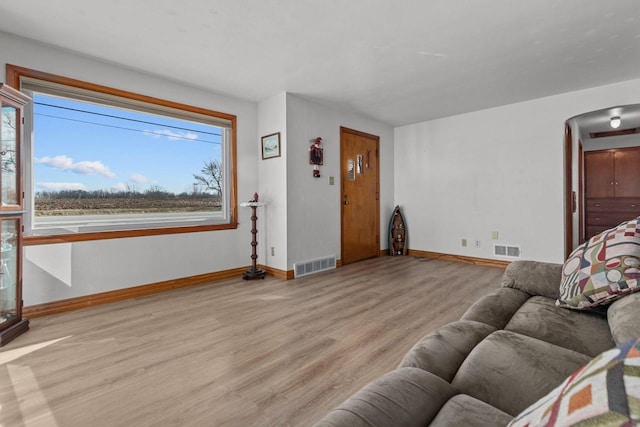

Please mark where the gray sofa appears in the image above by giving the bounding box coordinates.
[315,260,640,426]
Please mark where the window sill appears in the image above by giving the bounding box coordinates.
[23,221,238,245]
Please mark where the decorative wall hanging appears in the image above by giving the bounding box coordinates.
[261,132,281,160]
[309,137,323,178]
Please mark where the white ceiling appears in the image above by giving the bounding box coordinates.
[1,1,640,127]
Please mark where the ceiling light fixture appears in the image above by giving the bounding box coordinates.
[610,116,621,129]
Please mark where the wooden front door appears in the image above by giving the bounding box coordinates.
[340,127,380,265]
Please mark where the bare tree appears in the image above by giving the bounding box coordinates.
[145,185,170,199]
[193,159,223,195]
[124,183,139,198]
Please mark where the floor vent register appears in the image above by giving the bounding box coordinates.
[294,255,337,278]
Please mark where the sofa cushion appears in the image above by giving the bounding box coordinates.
[313,367,456,427]
[399,320,496,382]
[461,287,530,329]
[557,217,640,310]
[452,330,591,416]
[508,337,640,427]
[504,296,615,357]
[430,394,513,427]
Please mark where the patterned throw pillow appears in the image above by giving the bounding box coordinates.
[557,217,640,309]
[508,337,640,426]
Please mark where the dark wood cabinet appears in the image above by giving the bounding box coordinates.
[0,84,30,346]
[614,148,640,197]
[586,148,640,198]
[584,147,640,240]
[585,151,615,197]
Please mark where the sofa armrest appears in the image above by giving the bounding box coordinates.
[501,260,562,299]
[461,288,530,329]
[314,368,456,427]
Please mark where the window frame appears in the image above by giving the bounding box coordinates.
[6,64,238,245]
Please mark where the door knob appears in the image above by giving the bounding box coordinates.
[344,201,349,205]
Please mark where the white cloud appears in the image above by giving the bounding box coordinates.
[143,129,198,141]
[73,161,115,178]
[111,182,127,192]
[37,182,87,191]
[129,173,148,184]
[35,155,116,179]
[35,155,73,169]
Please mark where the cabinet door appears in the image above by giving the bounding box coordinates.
[585,151,614,197]
[0,85,28,346]
[614,148,640,197]
[0,217,20,324]
[0,103,21,209]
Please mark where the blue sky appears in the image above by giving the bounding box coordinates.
[33,94,223,195]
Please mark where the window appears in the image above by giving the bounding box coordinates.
[6,65,237,243]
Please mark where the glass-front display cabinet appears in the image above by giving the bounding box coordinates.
[0,83,30,346]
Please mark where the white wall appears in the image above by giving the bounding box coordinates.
[285,94,394,269]
[395,78,640,264]
[0,32,259,305]
[257,93,288,271]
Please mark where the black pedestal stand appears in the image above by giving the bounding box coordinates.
[243,204,266,280]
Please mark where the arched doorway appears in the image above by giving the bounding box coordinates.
[564,104,640,257]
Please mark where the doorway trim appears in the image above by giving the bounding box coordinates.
[564,123,573,259]
[564,122,587,258]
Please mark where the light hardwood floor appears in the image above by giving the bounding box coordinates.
[0,256,505,426]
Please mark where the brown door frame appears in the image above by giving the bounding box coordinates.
[578,140,584,245]
[564,122,587,258]
[564,123,573,259]
[340,126,380,265]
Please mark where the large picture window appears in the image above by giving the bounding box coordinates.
[6,65,237,243]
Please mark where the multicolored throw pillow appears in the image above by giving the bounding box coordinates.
[508,336,640,426]
[557,217,640,309]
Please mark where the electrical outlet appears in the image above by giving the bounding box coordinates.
[492,231,499,240]
[475,240,481,248]
[461,238,467,247]
[271,247,275,256]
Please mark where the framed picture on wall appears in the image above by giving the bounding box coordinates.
[261,132,281,159]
